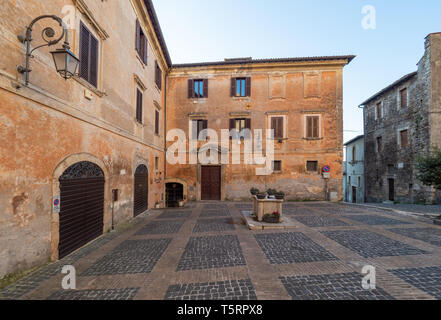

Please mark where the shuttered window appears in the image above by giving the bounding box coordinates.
[306,116,319,138]
[155,61,162,90]
[188,79,208,98]
[231,77,251,97]
[136,89,143,123]
[306,161,318,172]
[135,19,148,64]
[272,161,282,172]
[155,110,160,135]
[271,117,284,139]
[192,119,208,140]
[79,22,98,87]
[229,118,251,139]
[400,88,408,109]
[400,130,409,148]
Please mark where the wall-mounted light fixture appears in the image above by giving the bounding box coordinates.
[17,15,80,86]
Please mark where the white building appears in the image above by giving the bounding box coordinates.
[344,135,365,203]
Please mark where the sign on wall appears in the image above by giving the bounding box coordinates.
[53,196,61,214]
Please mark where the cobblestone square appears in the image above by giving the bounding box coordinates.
[389,266,441,299]
[81,239,172,275]
[193,218,235,233]
[199,209,231,218]
[47,288,140,300]
[136,220,185,235]
[322,230,428,258]
[177,235,246,271]
[255,232,338,264]
[387,227,441,247]
[2,202,441,301]
[294,215,349,227]
[342,215,411,226]
[281,273,394,300]
[165,279,257,300]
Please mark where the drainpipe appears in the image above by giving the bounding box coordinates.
[163,70,168,207]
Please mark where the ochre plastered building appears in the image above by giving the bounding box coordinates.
[0,0,353,278]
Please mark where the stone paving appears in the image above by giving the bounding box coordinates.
[2,201,441,300]
[280,272,394,300]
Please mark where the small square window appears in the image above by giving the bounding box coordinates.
[306,161,318,172]
[272,160,282,172]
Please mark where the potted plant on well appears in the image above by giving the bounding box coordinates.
[250,187,259,196]
[263,211,281,223]
[275,191,285,200]
[266,188,277,196]
[256,192,266,199]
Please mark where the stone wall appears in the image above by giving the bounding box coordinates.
[166,61,350,202]
[0,0,168,278]
[364,33,441,204]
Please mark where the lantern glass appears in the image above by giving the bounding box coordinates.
[51,48,80,80]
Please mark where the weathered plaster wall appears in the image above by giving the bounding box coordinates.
[166,62,348,202]
[0,0,167,278]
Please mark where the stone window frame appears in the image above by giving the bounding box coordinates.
[374,100,384,120]
[72,11,107,96]
[376,135,383,153]
[397,85,409,110]
[302,113,323,140]
[267,113,288,140]
[397,126,411,149]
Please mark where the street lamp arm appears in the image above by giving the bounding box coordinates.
[18,15,71,85]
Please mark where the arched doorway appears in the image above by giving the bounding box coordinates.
[134,164,149,216]
[166,183,184,207]
[58,161,105,259]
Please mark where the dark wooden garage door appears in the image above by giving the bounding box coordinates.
[201,166,221,200]
[58,161,105,259]
[134,165,149,216]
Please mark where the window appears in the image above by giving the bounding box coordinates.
[358,177,361,188]
[155,61,162,90]
[376,102,382,119]
[192,119,207,140]
[270,116,284,139]
[229,118,251,139]
[155,109,159,135]
[136,89,143,123]
[155,157,159,171]
[188,79,208,98]
[272,160,282,172]
[79,22,99,87]
[376,136,382,153]
[348,176,351,186]
[135,19,148,64]
[400,88,408,109]
[306,161,318,172]
[400,129,409,148]
[352,146,356,162]
[231,77,251,97]
[388,164,395,174]
[305,116,320,138]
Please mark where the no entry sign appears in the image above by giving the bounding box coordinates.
[323,165,331,173]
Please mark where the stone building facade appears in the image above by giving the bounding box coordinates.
[165,57,354,203]
[0,0,354,279]
[343,135,364,204]
[0,0,170,278]
[361,33,441,204]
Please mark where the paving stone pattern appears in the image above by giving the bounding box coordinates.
[255,232,338,264]
[177,235,246,271]
[342,215,411,226]
[322,230,428,258]
[281,272,394,300]
[387,228,441,247]
[136,220,184,235]
[193,218,235,233]
[165,279,257,300]
[294,215,349,227]
[389,266,441,299]
[47,288,140,300]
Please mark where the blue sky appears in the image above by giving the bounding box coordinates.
[152,0,441,143]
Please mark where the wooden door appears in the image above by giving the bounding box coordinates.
[388,179,395,201]
[201,166,221,200]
